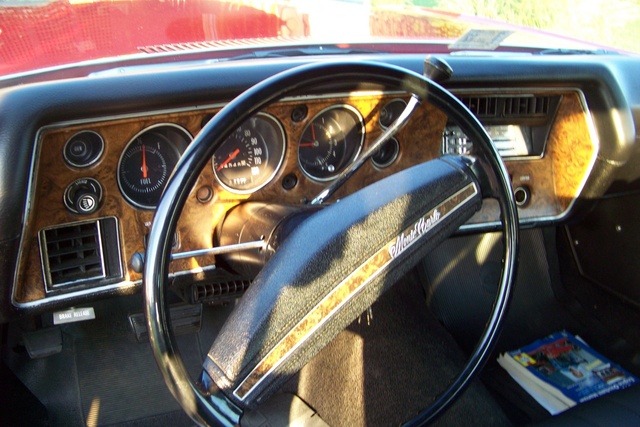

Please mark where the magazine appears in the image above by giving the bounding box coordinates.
[497,330,638,415]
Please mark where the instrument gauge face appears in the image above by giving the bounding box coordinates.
[212,113,286,194]
[117,124,191,209]
[297,105,364,181]
[379,98,407,128]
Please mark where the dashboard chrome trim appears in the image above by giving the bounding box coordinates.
[12,265,218,311]
[453,87,599,228]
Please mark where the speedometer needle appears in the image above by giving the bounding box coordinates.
[217,148,241,171]
[141,144,148,179]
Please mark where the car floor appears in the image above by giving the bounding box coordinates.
[419,227,640,424]
[2,227,640,426]
[1,293,213,426]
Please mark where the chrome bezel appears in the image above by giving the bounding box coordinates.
[117,123,192,210]
[62,130,105,168]
[297,104,365,182]
[378,98,408,129]
[212,112,287,195]
[371,137,400,169]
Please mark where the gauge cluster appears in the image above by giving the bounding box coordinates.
[17,88,594,307]
[56,100,387,224]
[103,101,380,208]
[53,94,426,229]
[56,100,380,219]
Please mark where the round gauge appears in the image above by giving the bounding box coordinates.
[118,124,191,209]
[298,105,364,181]
[212,113,286,194]
[63,130,104,168]
[379,98,407,128]
[371,137,400,169]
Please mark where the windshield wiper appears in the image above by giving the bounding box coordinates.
[536,48,621,55]
[90,45,385,77]
[223,45,385,61]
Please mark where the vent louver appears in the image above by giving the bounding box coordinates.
[39,217,123,293]
[503,96,550,117]
[43,222,104,287]
[191,280,251,304]
[458,95,553,118]
[460,96,498,116]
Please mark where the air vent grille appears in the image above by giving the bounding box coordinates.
[503,96,550,116]
[41,222,105,288]
[458,95,552,118]
[460,96,498,116]
[191,280,251,303]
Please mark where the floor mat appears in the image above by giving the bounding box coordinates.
[74,332,199,425]
[68,296,203,426]
[3,291,239,427]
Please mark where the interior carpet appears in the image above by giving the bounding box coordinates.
[3,294,206,427]
[69,296,203,426]
[282,275,511,427]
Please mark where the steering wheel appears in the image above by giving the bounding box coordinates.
[143,61,519,426]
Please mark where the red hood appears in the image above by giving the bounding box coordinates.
[0,0,283,76]
[0,1,616,77]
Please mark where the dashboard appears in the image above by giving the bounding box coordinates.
[1,53,638,321]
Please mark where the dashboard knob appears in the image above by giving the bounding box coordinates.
[63,178,103,215]
[75,191,100,214]
[129,252,145,274]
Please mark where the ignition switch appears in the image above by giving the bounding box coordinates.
[64,178,103,215]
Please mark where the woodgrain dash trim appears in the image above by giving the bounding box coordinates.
[231,182,479,401]
[17,93,428,305]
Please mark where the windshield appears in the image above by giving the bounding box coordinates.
[1,0,639,77]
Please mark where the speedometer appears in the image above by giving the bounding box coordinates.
[212,113,286,193]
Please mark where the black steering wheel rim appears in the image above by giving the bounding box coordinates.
[143,60,519,426]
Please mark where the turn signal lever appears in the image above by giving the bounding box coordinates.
[215,203,321,278]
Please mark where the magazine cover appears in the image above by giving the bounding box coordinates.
[498,331,638,414]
